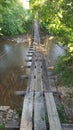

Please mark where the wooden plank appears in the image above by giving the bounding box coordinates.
[45,92,62,130]
[5,127,19,130]
[36,63,42,92]
[5,120,19,129]
[19,52,37,130]
[20,71,34,130]
[35,53,42,92]
[25,65,31,68]
[14,91,25,96]
[49,79,56,92]
[29,48,33,51]
[27,57,32,60]
[20,75,29,79]
[45,93,57,113]
[62,124,73,130]
[25,59,32,62]
[42,57,51,92]
[48,114,62,130]
[33,53,40,92]
[28,51,33,54]
[20,92,33,130]
[34,52,46,130]
[34,92,47,130]
[27,54,33,57]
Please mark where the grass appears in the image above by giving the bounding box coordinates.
[57,104,68,123]
[0,123,5,130]
[17,108,22,119]
[45,112,49,124]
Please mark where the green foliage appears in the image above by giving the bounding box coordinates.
[45,112,48,124]
[54,53,73,87]
[30,0,73,49]
[0,123,5,130]
[17,108,22,119]
[57,104,68,123]
[0,0,33,36]
[1,7,33,36]
[30,0,73,88]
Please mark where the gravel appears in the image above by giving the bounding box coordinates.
[0,106,19,124]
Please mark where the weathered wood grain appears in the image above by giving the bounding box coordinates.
[20,60,35,130]
[34,92,46,130]
[45,92,62,130]
[20,92,33,130]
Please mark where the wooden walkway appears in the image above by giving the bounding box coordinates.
[20,44,62,130]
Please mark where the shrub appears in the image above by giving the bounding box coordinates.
[54,53,73,87]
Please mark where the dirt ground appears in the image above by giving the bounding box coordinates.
[58,86,73,123]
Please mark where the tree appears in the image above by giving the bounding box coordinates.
[30,0,73,53]
[0,0,33,36]
[29,0,73,87]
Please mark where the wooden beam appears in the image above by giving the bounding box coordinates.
[28,51,33,54]
[14,91,26,96]
[62,124,73,130]
[5,120,19,130]
[20,75,29,79]
[27,54,33,57]
[25,59,32,62]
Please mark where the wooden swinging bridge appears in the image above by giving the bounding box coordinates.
[5,20,73,130]
[20,43,62,130]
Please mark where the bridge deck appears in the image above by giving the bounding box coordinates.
[20,45,62,130]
